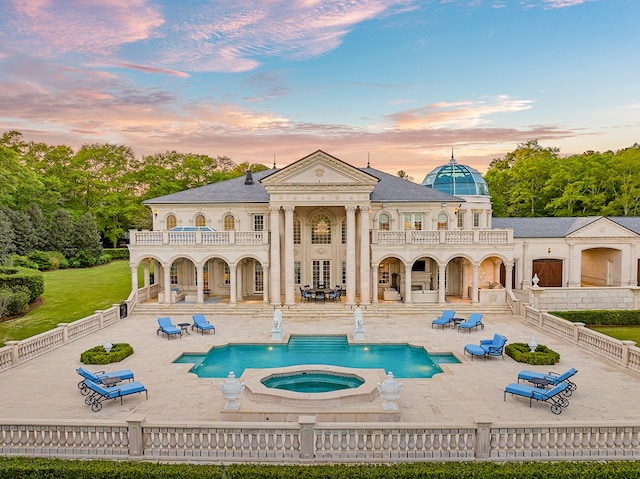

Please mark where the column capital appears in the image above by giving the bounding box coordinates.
[345,205,357,213]
[283,205,295,213]
[269,205,281,213]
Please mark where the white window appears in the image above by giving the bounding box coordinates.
[403,213,422,230]
[379,260,390,284]
[457,211,465,229]
[473,212,481,228]
[311,214,332,244]
[293,219,301,244]
[437,213,448,230]
[253,214,264,231]
[378,213,390,231]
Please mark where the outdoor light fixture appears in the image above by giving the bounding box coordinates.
[548,247,551,253]
[154,210,158,218]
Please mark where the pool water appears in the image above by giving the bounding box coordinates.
[174,335,459,378]
[262,371,365,393]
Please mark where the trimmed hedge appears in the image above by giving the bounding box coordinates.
[551,310,640,326]
[105,248,130,260]
[0,266,44,303]
[80,343,134,365]
[505,342,560,365]
[2,457,640,478]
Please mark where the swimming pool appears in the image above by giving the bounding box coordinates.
[174,335,459,378]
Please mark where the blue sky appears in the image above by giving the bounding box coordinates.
[1,0,638,181]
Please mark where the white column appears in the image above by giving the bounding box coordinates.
[462,260,469,299]
[359,206,371,305]
[269,206,281,306]
[346,205,357,305]
[236,262,243,300]
[371,263,379,304]
[284,206,295,306]
[505,262,514,293]
[130,263,139,293]
[196,263,204,304]
[472,262,479,304]
[522,242,530,287]
[163,263,171,304]
[567,242,578,287]
[262,263,270,303]
[229,263,237,305]
[404,262,412,304]
[438,263,446,304]
[143,260,150,288]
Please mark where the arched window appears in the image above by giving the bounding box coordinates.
[437,213,448,230]
[311,214,332,244]
[378,213,390,231]
[223,214,235,231]
[166,214,177,230]
[195,214,206,227]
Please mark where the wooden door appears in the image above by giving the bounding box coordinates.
[532,259,563,287]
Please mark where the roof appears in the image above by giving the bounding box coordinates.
[492,216,640,237]
[421,156,490,196]
[145,165,463,205]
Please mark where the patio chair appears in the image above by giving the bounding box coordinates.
[76,367,134,395]
[431,310,455,329]
[328,288,340,301]
[157,316,182,339]
[300,287,312,301]
[517,368,578,396]
[192,314,216,335]
[480,333,507,359]
[457,313,484,333]
[504,381,570,414]
[83,379,148,412]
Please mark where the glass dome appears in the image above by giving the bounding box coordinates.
[421,154,489,196]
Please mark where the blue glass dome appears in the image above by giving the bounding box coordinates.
[421,154,489,196]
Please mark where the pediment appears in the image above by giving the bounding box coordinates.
[261,150,378,188]
[568,217,637,238]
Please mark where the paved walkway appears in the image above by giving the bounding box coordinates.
[1,308,639,426]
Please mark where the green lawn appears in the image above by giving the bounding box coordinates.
[591,326,640,344]
[0,260,131,347]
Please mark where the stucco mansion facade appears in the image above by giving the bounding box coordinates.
[127,150,640,307]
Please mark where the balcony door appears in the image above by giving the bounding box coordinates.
[312,260,330,288]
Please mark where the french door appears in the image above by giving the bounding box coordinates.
[312,260,331,288]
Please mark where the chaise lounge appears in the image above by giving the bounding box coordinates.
[464,333,507,360]
[192,314,216,335]
[431,310,455,329]
[83,379,148,412]
[504,381,570,414]
[157,316,182,339]
[76,366,134,395]
[457,313,484,332]
[517,367,578,396]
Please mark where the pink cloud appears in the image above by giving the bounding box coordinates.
[115,62,190,78]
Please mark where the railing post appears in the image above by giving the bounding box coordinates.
[127,412,147,457]
[475,420,492,459]
[621,340,637,367]
[5,341,20,367]
[96,310,105,329]
[572,322,585,344]
[57,323,69,343]
[298,415,316,461]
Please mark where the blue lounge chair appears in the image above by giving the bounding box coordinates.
[192,314,215,335]
[157,316,182,339]
[431,310,455,329]
[457,313,484,333]
[83,379,148,412]
[76,366,134,395]
[517,368,578,396]
[480,333,507,359]
[504,382,570,414]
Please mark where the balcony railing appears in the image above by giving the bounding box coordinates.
[373,229,512,245]
[130,230,267,246]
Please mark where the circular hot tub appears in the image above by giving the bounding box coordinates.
[261,370,365,393]
[242,365,385,407]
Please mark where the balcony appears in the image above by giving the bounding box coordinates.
[129,230,267,246]
[372,229,512,245]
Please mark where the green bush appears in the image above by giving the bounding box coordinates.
[551,310,640,326]
[7,254,39,270]
[96,253,112,265]
[27,251,67,271]
[5,286,30,316]
[105,248,129,260]
[0,266,44,303]
[80,343,134,365]
[505,342,560,365]
[70,249,97,268]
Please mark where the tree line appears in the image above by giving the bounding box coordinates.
[0,130,268,265]
[484,140,640,217]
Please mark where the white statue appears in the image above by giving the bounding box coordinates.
[532,273,540,287]
[353,306,365,341]
[271,308,283,341]
[377,371,403,411]
[220,371,244,411]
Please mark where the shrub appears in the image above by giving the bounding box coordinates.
[27,250,67,271]
[0,266,44,303]
[96,253,112,265]
[6,254,39,270]
[551,310,640,326]
[70,249,97,268]
[5,286,30,316]
[505,342,560,365]
[80,343,134,365]
[105,248,129,260]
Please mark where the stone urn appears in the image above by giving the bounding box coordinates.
[377,371,403,411]
[220,371,244,411]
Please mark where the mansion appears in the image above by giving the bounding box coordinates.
[127,150,640,307]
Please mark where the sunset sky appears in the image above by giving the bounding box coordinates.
[1,0,638,182]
